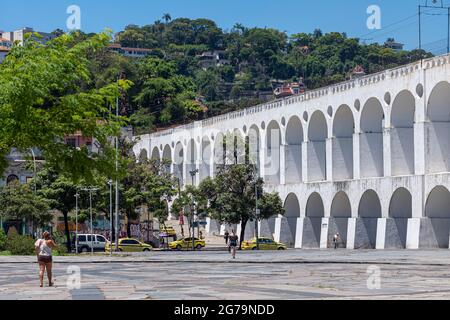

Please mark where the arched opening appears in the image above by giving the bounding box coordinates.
[391,91,415,176]
[200,137,211,181]
[186,139,198,186]
[248,125,261,174]
[229,129,245,165]
[308,111,327,182]
[426,81,450,174]
[387,188,412,248]
[6,174,19,185]
[162,145,172,173]
[138,149,148,163]
[151,147,161,165]
[329,191,351,248]
[304,192,324,248]
[213,133,226,176]
[356,190,382,249]
[421,186,450,248]
[281,193,300,247]
[333,105,354,180]
[265,120,281,185]
[174,142,184,185]
[285,116,303,184]
[360,98,384,178]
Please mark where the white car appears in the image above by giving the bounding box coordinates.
[73,234,107,253]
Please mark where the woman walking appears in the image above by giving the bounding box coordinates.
[228,230,239,259]
[35,231,56,287]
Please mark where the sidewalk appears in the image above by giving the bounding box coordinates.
[3,250,450,266]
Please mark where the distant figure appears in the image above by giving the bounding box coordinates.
[228,230,239,259]
[224,230,230,244]
[333,233,340,249]
[199,231,204,240]
[34,231,57,287]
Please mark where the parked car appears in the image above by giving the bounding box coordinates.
[73,234,108,253]
[242,238,287,251]
[169,237,206,251]
[105,238,153,252]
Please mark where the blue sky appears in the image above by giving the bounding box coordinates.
[2,0,450,52]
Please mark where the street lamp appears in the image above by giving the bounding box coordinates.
[189,169,199,251]
[75,192,80,254]
[81,187,99,255]
[108,179,113,256]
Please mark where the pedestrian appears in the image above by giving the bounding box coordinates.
[224,230,230,252]
[333,233,340,249]
[34,231,57,288]
[228,230,239,259]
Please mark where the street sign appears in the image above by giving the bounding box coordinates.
[256,209,261,216]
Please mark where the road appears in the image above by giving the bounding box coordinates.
[2,250,450,300]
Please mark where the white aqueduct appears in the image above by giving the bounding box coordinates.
[134,54,450,250]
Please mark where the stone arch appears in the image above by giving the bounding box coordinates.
[421,186,450,248]
[360,98,384,178]
[308,111,327,182]
[426,81,450,174]
[200,136,212,181]
[138,149,148,163]
[248,125,261,174]
[162,145,172,173]
[329,191,351,248]
[265,120,282,185]
[387,188,412,248]
[186,139,198,185]
[333,105,354,180]
[173,142,184,185]
[356,189,382,249]
[303,192,325,248]
[391,90,415,176]
[229,129,245,165]
[285,116,303,184]
[151,147,161,164]
[213,132,226,176]
[281,193,300,247]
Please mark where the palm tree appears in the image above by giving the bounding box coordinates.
[162,13,172,24]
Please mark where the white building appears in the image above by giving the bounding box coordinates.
[0,27,54,46]
[134,53,450,250]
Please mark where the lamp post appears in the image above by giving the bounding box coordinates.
[254,164,260,250]
[189,169,198,251]
[81,187,99,255]
[75,192,80,254]
[108,180,113,256]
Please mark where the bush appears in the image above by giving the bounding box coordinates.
[6,235,35,256]
[0,229,6,251]
[51,231,68,256]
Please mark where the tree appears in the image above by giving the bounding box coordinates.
[0,181,52,233]
[162,13,172,24]
[199,164,284,249]
[0,31,130,183]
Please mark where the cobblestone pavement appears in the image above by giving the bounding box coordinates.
[2,250,450,300]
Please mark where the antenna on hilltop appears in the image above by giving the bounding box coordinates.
[419,0,450,54]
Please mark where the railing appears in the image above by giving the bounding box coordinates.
[145,53,450,139]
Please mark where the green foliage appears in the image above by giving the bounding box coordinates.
[0,31,131,183]
[198,163,284,247]
[0,229,7,251]
[0,181,52,227]
[51,231,68,256]
[6,235,35,256]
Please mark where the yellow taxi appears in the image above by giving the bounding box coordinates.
[105,238,153,252]
[242,237,287,251]
[169,237,206,251]
[160,226,177,236]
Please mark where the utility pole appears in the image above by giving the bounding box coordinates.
[115,95,120,252]
[255,164,260,251]
[419,0,450,54]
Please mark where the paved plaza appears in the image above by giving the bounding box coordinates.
[2,250,450,300]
